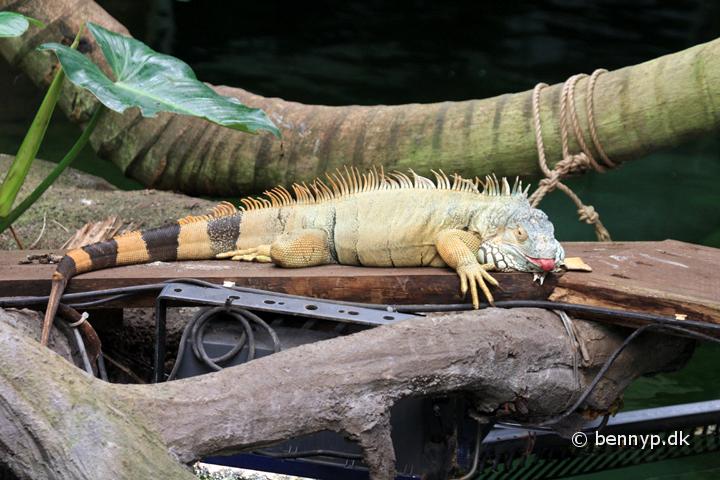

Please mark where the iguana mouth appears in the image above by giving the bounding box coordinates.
[526,256,556,272]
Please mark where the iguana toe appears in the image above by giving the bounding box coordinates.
[457,264,496,308]
[230,253,272,263]
[217,245,271,261]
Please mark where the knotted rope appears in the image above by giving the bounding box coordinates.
[529,69,613,241]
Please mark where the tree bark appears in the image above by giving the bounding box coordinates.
[0,306,694,480]
[1,0,719,195]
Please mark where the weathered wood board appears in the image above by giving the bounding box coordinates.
[0,241,718,327]
[557,240,720,325]
[0,251,555,306]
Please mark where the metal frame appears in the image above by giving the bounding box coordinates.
[153,282,417,382]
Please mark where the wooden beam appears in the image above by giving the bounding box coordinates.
[0,250,555,306]
[1,241,718,327]
[556,240,720,325]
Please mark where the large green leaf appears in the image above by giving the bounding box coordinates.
[0,12,44,38]
[39,22,280,136]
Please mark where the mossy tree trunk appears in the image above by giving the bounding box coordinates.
[0,307,693,480]
[1,0,719,195]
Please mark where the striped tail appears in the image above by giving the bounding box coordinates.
[41,202,242,346]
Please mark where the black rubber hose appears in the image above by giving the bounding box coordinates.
[167,305,281,381]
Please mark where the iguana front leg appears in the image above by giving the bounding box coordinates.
[436,229,499,308]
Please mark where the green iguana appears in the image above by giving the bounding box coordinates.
[41,168,564,345]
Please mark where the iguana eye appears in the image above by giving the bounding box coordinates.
[514,226,528,242]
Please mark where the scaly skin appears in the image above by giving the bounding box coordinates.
[40,168,564,345]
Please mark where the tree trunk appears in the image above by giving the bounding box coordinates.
[0,306,694,480]
[1,0,719,195]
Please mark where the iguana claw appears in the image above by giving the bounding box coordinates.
[456,263,498,308]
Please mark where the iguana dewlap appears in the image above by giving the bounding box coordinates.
[41,168,564,345]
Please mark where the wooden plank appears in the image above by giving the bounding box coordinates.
[0,250,556,306]
[558,240,720,325]
[1,241,718,326]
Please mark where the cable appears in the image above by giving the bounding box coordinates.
[452,419,483,480]
[71,327,94,375]
[492,323,720,431]
[0,283,166,307]
[252,448,364,461]
[539,323,718,426]
[97,353,109,382]
[391,300,720,335]
[68,293,145,309]
[167,305,281,381]
[52,304,97,376]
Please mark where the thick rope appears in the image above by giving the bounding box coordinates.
[529,69,613,241]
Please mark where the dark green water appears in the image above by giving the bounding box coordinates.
[3,0,719,477]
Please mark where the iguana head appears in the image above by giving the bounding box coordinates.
[476,206,565,278]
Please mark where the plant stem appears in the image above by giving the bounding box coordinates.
[0,107,103,236]
[0,25,84,217]
[8,226,25,249]
[0,66,65,217]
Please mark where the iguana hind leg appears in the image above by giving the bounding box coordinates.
[216,230,332,266]
[270,229,333,268]
[216,245,272,263]
[436,229,499,308]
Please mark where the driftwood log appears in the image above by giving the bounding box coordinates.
[0,306,694,480]
[1,0,719,195]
